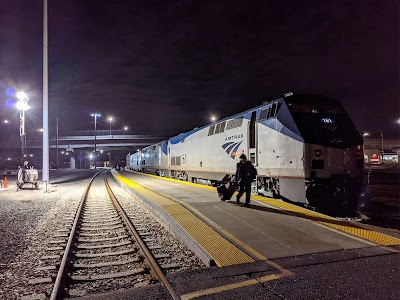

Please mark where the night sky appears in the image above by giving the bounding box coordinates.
[0,0,398,140]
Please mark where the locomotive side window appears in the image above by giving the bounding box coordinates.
[259,108,269,120]
[259,103,281,120]
[269,102,281,118]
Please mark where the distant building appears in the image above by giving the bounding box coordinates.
[363,136,400,165]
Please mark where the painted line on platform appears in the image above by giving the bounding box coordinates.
[180,269,293,300]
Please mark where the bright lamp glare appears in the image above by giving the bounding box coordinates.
[15,101,31,111]
[16,91,29,101]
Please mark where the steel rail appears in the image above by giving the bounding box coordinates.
[104,171,181,300]
[50,170,105,300]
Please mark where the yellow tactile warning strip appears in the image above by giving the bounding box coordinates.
[252,196,400,246]
[126,171,400,247]
[114,174,254,266]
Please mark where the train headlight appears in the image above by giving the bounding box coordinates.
[314,149,322,157]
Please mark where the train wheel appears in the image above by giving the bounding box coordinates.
[182,172,188,181]
[272,190,279,199]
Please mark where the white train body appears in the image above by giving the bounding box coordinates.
[127,94,364,214]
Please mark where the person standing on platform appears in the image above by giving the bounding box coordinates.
[235,154,257,207]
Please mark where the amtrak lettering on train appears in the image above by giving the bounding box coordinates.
[225,134,244,141]
[126,93,364,215]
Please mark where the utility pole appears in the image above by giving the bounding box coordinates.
[91,113,100,169]
[94,115,97,169]
[56,117,59,167]
[380,131,384,164]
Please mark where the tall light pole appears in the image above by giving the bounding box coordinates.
[16,91,31,167]
[108,116,113,136]
[107,117,114,167]
[91,113,100,169]
[42,0,49,183]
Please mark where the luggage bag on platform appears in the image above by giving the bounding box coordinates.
[217,181,237,201]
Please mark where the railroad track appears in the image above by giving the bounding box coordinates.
[27,170,180,300]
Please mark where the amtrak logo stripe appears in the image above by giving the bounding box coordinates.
[222,142,235,150]
[222,140,243,159]
[230,141,242,158]
[226,143,239,154]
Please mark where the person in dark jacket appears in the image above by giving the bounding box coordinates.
[235,154,257,207]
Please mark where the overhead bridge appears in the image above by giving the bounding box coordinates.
[0,132,168,152]
[53,134,167,151]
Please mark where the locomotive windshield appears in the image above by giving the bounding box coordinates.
[288,102,346,115]
[286,94,362,148]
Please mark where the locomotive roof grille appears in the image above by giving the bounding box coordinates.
[226,118,243,130]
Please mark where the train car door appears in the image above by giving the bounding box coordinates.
[248,111,257,165]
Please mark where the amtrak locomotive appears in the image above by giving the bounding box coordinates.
[127,93,364,215]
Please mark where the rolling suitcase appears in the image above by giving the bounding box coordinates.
[217,181,237,201]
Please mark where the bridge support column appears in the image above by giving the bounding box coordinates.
[70,156,76,169]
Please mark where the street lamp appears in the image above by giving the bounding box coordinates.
[108,116,113,136]
[91,113,101,169]
[16,91,31,167]
[210,115,216,122]
[124,126,128,131]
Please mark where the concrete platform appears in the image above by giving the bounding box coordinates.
[112,170,400,264]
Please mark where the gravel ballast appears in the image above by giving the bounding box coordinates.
[0,170,206,299]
